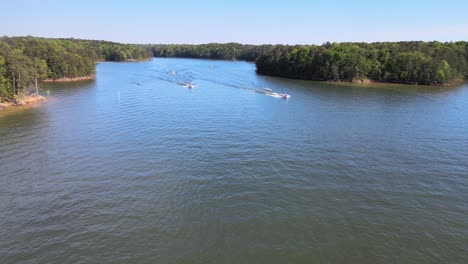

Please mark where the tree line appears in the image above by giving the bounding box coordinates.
[2,37,467,104]
[0,36,152,103]
[256,42,468,85]
[149,43,276,61]
[150,41,468,85]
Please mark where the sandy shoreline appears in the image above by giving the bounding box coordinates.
[0,95,46,111]
[257,71,465,87]
[43,75,96,82]
[124,58,152,62]
[326,78,466,88]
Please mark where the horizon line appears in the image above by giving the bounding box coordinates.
[2,35,467,46]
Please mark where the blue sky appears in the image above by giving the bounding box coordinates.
[2,0,467,44]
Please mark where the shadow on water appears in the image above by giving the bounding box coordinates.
[42,79,96,95]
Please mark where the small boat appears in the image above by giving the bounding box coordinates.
[182,81,195,89]
[263,91,290,99]
[136,82,142,86]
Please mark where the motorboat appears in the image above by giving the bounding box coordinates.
[263,91,290,99]
[182,81,195,89]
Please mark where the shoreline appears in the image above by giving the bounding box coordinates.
[96,58,152,64]
[0,95,46,111]
[327,79,465,87]
[330,78,465,87]
[43,75,96,82]
[256,71,465,87]
[124,58,152,62]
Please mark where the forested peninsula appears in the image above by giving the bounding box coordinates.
[152,42,468,85]
[0,36,151,105]
[2,37,468,107]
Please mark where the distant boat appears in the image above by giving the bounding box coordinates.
[264,91,290,99]
[136,82,142,86]
[256,88,290,99]
[181,81,195,89]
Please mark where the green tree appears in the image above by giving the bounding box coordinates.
[32,58,48,95]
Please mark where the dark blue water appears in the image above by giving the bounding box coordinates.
[1,58,467,263]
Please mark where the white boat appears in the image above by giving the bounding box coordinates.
[255,88,290,99]
[264,91,290,99]
[182,81,195,89]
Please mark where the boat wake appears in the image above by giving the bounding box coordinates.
[132,68,290,99]
[255,88,291,99]
[180,82,195,89]
[197,77,290,99]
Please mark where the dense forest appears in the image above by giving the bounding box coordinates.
[256,42,468,85]
[0,36,152,103]
[152,41,468,85]
[2,37,467,105]
[150,43,276,61]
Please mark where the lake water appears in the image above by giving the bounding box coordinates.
[0,58,467,263]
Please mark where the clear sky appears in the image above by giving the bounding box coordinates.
[2,0,467,44]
